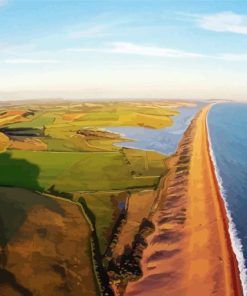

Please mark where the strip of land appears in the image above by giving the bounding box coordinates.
[125,105,243,296]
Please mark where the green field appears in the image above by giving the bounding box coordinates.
[0,149,166,192]
[0,100,190,287]
[9,113,55,128]
[74,191,128,253]
[0,100,196,295]
[0,101,182,154]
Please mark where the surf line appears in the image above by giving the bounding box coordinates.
[206,105,246,296]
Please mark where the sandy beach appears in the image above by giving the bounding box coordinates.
[126,105,243,296]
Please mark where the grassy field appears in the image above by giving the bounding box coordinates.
[0,132,9,152]
[52,104,178,129]
[0,149,166,192]
[113,190,156,257]
[0,101,184,156]
[74,191,128,254]
[0,100,191,287]
[9,113,55,128]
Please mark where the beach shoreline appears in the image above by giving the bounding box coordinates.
[205,105,244,296]
[125,105,243,296]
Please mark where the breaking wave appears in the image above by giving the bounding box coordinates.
[207,110,247,296]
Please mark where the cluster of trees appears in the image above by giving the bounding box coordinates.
[104,208,127,262]
[90,232,114,296]
[47,185,73,200]
[78,195,155,295]
[107,218,155,284]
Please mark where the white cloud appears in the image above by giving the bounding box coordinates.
[186,11,247,34]
[67,42,205,58]
[4,59,61,64]
[68,24,108,39]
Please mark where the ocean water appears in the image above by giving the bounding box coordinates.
[208,103,247,293]
[107,104,202,155]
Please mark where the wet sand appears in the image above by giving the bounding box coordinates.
[125,105,243,296]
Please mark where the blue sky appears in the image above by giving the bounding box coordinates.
[2,0,247,100]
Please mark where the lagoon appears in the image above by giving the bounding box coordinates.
[107,104,202,155]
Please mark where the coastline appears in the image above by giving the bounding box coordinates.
[125,105,243,296]
[206,106,245,295]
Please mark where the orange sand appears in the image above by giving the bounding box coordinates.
[126,106,243,296]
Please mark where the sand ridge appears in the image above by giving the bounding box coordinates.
[125,105,243,296]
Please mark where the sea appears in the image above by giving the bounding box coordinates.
[208,103,247,294]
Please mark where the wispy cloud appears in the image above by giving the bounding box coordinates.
[67,42,205,58]
[182,11,247,34]
[68,24,108,39]
[66,41,247,62]
[4,59,61,64]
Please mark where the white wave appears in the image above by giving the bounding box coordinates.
[206,109,247,296]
